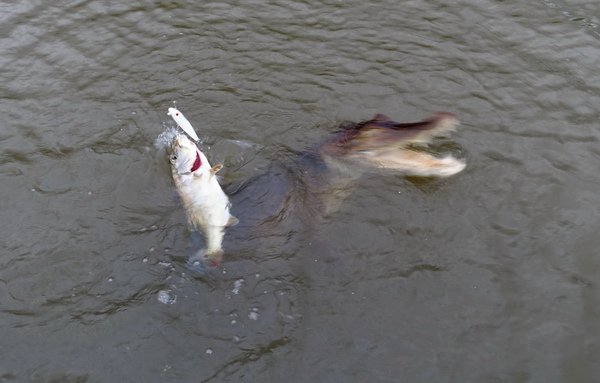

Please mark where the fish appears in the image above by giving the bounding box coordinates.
[167,107,200,142]
[169,133,237,265]
[319,112,465,177]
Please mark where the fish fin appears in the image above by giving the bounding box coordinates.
[226,215,239,227]
[210,164,223,175]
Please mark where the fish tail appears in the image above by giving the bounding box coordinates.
[187,248,224,269]
[195,248,224,267]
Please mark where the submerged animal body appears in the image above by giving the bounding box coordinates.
[169,134,236,263]
[320,112,465,177]
[226,112,466,235]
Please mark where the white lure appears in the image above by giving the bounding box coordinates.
[167,107,200,142]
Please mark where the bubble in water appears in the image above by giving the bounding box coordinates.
[232,279,243,295]
[157,290,177,305]
[248,308,259,320]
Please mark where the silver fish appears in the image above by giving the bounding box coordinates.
[169,134,237,264]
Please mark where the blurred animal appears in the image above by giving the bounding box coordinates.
[320,112,465,177]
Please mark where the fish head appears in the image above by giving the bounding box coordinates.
[170,134,209,175]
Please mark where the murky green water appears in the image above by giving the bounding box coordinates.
[2,1,600,382]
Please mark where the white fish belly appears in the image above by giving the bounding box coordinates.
[173,173,231,252]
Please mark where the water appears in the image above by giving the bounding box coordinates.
[2,1,600,382]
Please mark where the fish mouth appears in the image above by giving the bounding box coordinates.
[170,139,181,152]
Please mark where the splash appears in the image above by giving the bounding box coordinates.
[154,125,179,151]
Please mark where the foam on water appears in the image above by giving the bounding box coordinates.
[232,279,244,295]
[248,308,259,321]
[154,125,179,151]
[157,289,177,305]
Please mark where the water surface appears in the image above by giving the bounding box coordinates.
[2,1,600,382]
